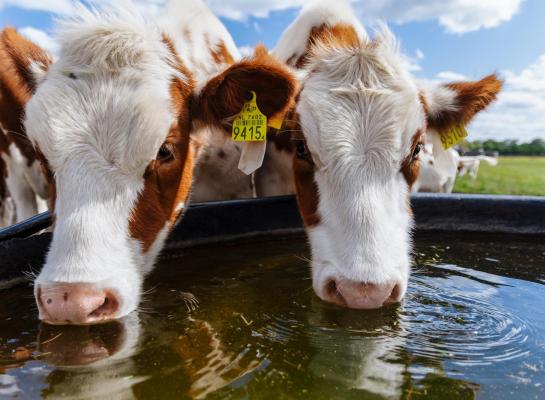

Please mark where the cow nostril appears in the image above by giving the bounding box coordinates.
[46,298,52,304]
[325,280,337,297]
[387,283,401,303]
[63,292,68,302]
[324,280,347,306]
[89,293,119,319]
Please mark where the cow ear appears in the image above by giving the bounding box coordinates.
[194,46,297,132]
[0,27,52,96]
[424,74,502,135]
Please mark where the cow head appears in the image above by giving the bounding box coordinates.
[288,19,501,309]
[4,8,295,324]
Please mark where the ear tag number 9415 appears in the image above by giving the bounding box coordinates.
[232,91,267,142]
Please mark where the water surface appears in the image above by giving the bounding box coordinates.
[1,233,545,399]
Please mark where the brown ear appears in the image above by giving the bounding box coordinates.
[0,27,52,96]
[195,47,297,131]
[425,74,502,134]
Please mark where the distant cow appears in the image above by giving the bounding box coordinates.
[264,0,501,309]
[458,155,498,179]
[7,0,296,324]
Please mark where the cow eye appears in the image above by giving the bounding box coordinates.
[157,143,174,162]
[296,141,308,159]
[412,143,423,160]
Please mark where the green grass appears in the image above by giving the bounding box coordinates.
[453,156,545,196]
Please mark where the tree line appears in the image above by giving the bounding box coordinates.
[460,139,545,156]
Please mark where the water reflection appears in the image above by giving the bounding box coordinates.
[0,314,143,399]
[1,236,545,398]
[173,319,265,399]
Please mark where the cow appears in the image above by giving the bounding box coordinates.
[458,155,498,179]
[263,0,501,309]
[4,1,296,324]
[0,31,51,223]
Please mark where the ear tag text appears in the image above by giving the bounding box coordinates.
[441,124,468,150]
[232,91,267,142]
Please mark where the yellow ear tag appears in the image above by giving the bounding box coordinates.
[268,113,285,130]
[440,124,468,150]
[232,91,267,142]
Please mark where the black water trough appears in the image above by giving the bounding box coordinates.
[1,193,544,289]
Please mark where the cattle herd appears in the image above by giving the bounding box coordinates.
[0,0,501,324]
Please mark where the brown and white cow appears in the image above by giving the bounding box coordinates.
[0,28,51,224]
[4,2,296,324]
[263,0,501,309]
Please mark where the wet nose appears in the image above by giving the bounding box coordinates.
[36,283,120,325]
[323,280,401,309]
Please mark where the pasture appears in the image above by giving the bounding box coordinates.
[454,156,545,196]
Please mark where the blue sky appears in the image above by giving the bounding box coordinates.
[1,0,544,141]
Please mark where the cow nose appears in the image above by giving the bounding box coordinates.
[322,280,401,309]
[36,283,120,325]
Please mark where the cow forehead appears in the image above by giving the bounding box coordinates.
[25,5,191,175]
[27,69,177,174]
[297,34,424,172]
[298,79,423,175]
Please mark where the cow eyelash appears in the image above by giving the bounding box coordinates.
[296,140,314,166]
[412,143,424,160]
[157,143,175,162]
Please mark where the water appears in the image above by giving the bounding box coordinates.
[1,233,545,399]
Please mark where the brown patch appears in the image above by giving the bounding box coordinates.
[427,74,502,134]
[292,143,320,227]
[211,41,235,66]
[401,130,424,190]
[195,50,297,133]
[290,23,361,69]
[0,27,52,166]
[129,36,196,252]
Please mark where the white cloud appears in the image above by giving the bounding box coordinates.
[429,55,545,141]
[205,0,524,34]
[19,26,59,55]
[0,1,523,34]
[404,49,425,72]
[0,0,76,15]
[238,45,253,57]
[353,0,524,34]
[436,71,468,82]
[203,0,306,21]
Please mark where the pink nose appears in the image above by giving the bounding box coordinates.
[322,280,401,309]
[36,283,120,325]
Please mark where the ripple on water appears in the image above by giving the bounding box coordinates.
[403,265,534,367]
